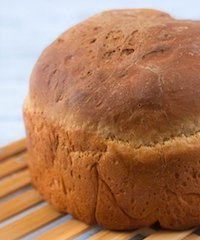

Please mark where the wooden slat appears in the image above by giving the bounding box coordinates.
[183,234,200,240]
[0,152,28,178]
[0,205,62,240]
[88,227,155,240]
[0,139,26,161]
[35,218,90,240]
[145,228,196,240]
[0,169,31,197]
[0,188,42,221]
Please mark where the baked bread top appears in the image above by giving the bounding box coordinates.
[28,9,200,148]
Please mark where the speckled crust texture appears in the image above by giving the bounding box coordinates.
[24,108,200,230]
[24,9,200,230]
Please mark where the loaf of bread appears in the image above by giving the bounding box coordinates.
[23,9,200,230]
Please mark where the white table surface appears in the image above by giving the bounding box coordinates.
[0,0,200,147]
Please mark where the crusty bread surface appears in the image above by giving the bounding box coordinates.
[23,9,200,230]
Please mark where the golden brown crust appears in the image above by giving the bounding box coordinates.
[24,9,200,230]
[24,108,200,230]
[28,9,200,147]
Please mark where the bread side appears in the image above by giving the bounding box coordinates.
[24,105,200,230]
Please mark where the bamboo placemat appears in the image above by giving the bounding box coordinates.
[0,139,199,240]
